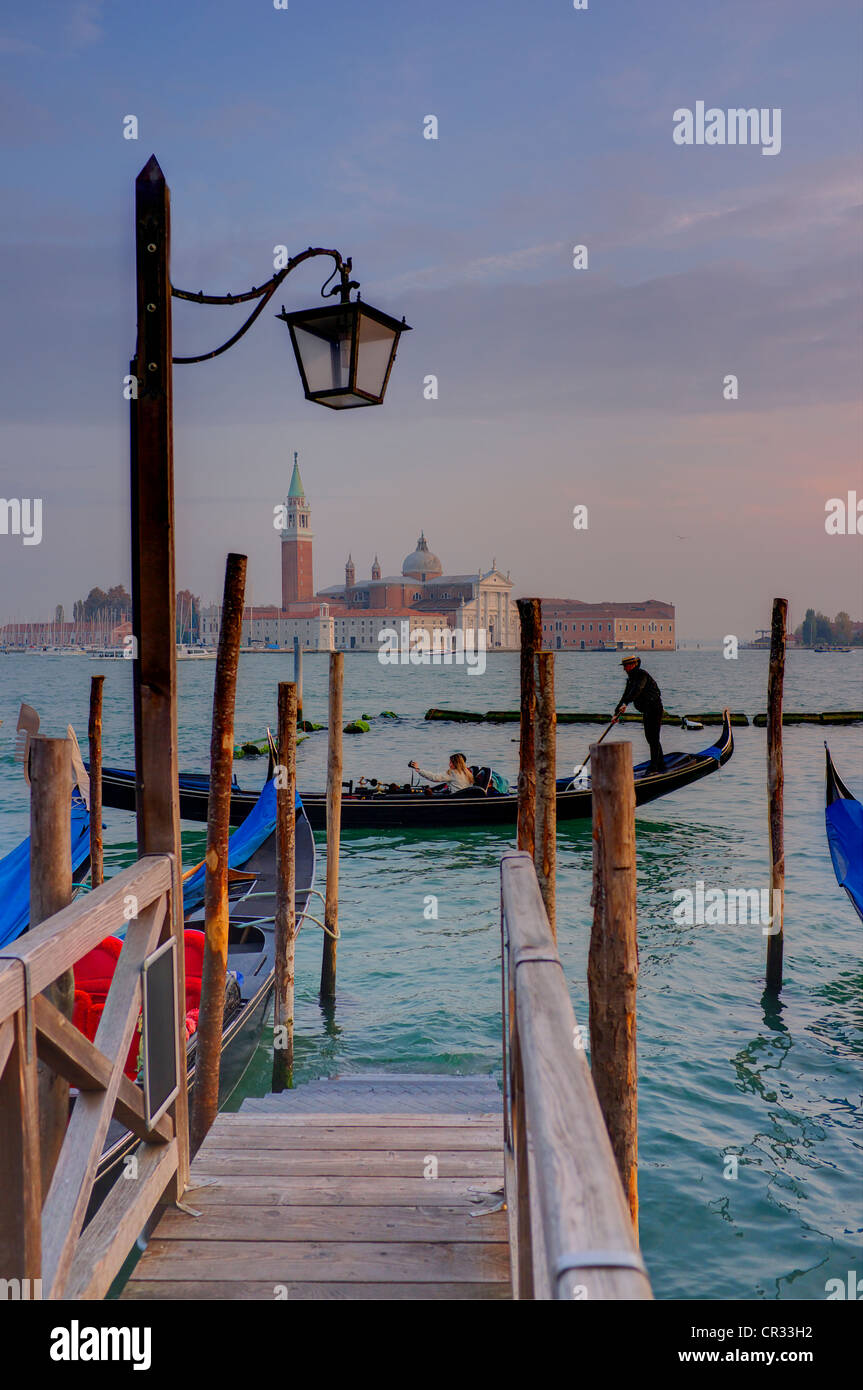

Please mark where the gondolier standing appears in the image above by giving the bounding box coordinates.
[615,654,666,773]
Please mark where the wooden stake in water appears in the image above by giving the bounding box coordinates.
[30,736,74,1192]
[190,552,247,1155]
[293,635,303,725]
[588,739,639,1233]
[516,598,542,854]
[766,597,787,993]
[87,675,104,888]
[272,682,297,1090]
[535,651,557,940]
[320,652,344,1001]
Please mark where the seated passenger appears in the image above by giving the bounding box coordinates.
[409,752,475,791]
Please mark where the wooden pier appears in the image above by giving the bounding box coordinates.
[122,1076,510,1301]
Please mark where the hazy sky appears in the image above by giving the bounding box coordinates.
[1,0,861,638]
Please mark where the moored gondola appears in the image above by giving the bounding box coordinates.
[95,710,734,830]
[825,744,863,922]
[88,780,316,1207]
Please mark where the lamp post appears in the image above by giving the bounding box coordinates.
[129,155,410,1173]
[131,152,411,859]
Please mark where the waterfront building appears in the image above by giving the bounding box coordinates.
[540,598,676,651]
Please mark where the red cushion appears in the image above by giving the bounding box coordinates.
[74,936,123,1003]
[183,930,206,1013]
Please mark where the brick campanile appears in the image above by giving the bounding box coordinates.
[280,452,314,606]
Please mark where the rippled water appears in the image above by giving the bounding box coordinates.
[1,648,860,1300]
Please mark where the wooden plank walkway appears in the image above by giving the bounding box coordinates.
[122,1077,511,1300]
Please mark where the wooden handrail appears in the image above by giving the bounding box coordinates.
[0,856,173,1021]
[0,851,186,1300]
[500,850,652,1301]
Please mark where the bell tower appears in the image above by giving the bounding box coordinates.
[345,554,355,589]
[280,452,314,607]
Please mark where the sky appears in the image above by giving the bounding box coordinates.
[0,0,861,638]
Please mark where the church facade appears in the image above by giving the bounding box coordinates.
[278,456,519,650]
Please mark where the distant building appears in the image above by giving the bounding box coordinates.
[540,599,675,651]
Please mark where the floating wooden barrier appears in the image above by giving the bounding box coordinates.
[425,708,751,727]
[752,711,862,727]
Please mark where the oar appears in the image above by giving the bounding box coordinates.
[572,716,618,782]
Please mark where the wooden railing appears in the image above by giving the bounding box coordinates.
[500,850,652,1300]
[0,853,188,1300]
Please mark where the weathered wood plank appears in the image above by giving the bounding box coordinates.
[182,1176,503,1206]
[122,1279,511,1301]
[191,1152,503,1178]
[226,1112,499,1126]
[197,1125,502,1151]
[130,1238,510,1282]
[153,1204,508,1244]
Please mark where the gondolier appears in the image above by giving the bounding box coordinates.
[615,654,665,773]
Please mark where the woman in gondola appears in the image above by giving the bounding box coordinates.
[409,752,475,792]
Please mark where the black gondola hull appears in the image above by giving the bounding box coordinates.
[95,713,734,830]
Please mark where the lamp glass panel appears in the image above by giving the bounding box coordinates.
[292,311,355,394]
[354,312,398,398]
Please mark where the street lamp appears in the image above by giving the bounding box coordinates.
[277,263,410,408]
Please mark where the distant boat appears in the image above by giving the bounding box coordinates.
[88,646,126,661]
[825,746,863,922]
[176,644,216,660]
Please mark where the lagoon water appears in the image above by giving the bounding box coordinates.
[1,648,860,1301]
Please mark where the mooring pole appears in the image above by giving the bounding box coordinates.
[588,739,639,1233]
[87,675,104,888]
[30,736,74,1192]
[516,598,542,854]
[293,635,304,724]
[272,681,298,1091]
[190,552,247,1155]
[129,153,188,1191]
[765,597,787,993]
[535,650,557,940]
[320,651,344,1000]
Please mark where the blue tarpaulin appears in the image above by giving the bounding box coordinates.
[0,793,91,948]
[181,778,301,914]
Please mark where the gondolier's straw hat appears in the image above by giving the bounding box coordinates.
[620,652,640,665]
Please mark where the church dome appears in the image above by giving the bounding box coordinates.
[402,532,442,579]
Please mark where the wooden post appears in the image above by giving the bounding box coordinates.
[588,739,639,1233]
[30,736,74,1193]
[293,635,303,724]
[190,553,247,1155]
[765,597,787,993]
[88,675,104,888]
[320,652,344,1000]
[516,598,542,854]
[129,154,188,1192]
[535,651,556,940]
[272,682,298,1091]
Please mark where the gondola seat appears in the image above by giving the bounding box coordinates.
[183,929,206,1013]
[73,938,140,1080]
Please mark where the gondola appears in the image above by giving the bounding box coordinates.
[89,779,316,1206]
[0,789,91,947]
[825,745,863,922]
[95,710,734,830]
